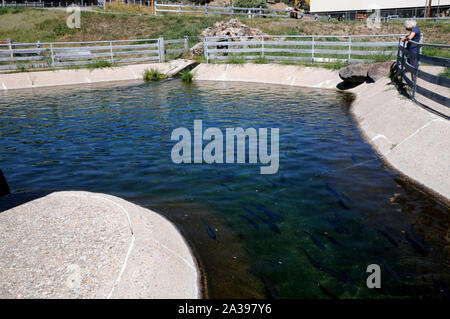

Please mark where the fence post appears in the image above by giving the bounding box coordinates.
[184,36,189,53]
[178,4,181,15]
[311,36,315,62]
[204,37,209,64]
[158,37,165,63]
[348,37,352,62]
[396,38,401,72]
[411,45,421,100]
[205,5,208,16]
[261,36,264,59]
[231,4,234,16]
[259,6,262,17]
[50,43,55,67]
[109,41,114,63]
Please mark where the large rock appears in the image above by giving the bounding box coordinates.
[0,169,10,197]
[201,19,267,39]
[339,62,394,83]
[367,61,394,83]
[190,42,204,57]
[339,63,370,83]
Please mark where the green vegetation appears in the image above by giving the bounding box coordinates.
[439,68,450,79]
[254,56,268,64]
[143,68,166,81]
[226,55,246,64]
[234,0,267,9]
[86,60,116,69]
[180,70,194,83]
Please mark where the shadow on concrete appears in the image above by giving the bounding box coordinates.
[0,191,52,213]
[336,81,364,90]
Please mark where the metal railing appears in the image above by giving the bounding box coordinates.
[396,40,450,111]
[204,34,403,64]
[0,37,192,71]
[155,2,290,18]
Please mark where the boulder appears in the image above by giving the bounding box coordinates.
[201,19,267,39]
[0,169,10,197]
[190,42,204,57]
[339,63,370,83]
[367,61,394,82]
[339,61,394,83]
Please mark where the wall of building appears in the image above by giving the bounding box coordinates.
[310,0,450,13]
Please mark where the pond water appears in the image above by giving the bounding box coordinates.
[0,79,449,299]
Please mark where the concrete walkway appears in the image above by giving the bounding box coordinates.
[0,59,196,90]
[0,191,200,299]
[193,63,450,202]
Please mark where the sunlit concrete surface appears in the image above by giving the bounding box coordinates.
[0,191,200,299]
[0,59,196,90]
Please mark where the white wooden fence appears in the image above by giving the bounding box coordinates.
[155,2,291,19]
[0,37,192,71]
[204,34,404,64]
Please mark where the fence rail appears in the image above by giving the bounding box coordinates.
[204,34,403,64]
[0,36,193,71]
[396,40,450,112]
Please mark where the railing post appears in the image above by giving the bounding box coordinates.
[178,4,181,15]
[205,5,208,17]
[412,45,421,100]
[261,36,264,59]
[231,4,234,16]
[158,37,165,63]
[50,43,55,67]
[311,36,315,62]
[348,36,352,62]
[109,41,114,63]
[204,37,209,64]
[184,36,189,53]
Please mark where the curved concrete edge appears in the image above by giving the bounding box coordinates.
[192,63,341,89]
[350,79,450,203]
[0,191,200,299]
[192,63,450,202]
[0,59,196,91]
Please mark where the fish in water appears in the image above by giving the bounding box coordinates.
[221,183,233,191]
[317,282,339,299]
[376,259,401,283]
[322,217,351,235]
[239,215,259,230]
[325,182,340,197]
[404,231,426,256]
[376,228,399,247]
[339,192,355,205]
[301,248,355,286]
[377,221,403,242]
[201,219,216,240]
[410,226,433,252]
[244,207,280,234]
[338,198,350,210]
[251,203,283,222]
[303,230,326,251]
[318,231,343,247]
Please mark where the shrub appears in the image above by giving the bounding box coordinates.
[233,0,268,9]
[87,60,114,69]
[180,70,194,83]
[143,68,166,81]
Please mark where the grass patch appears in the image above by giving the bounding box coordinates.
[143,68,166,81]
[226,55,246,64]
[180,70,194,83]
[86,60,115,69]
[439,67,450,79]
[254,56,268,64]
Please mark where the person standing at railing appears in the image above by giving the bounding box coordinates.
[401,19,421,80]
